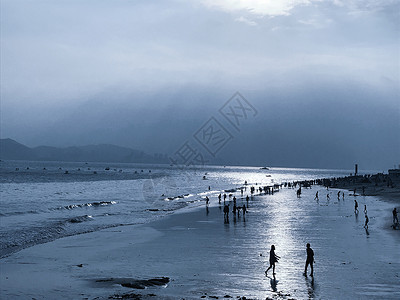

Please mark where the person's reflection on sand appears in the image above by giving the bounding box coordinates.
[305,276,315,299]
[270,274,278,292]
[365,227,370,236]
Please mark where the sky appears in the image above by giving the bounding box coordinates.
[1,0,399,170]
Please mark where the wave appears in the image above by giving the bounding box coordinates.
[0,210,41,217]
[67,214,93,223]
[56,201,116,210]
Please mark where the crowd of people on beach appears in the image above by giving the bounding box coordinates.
[201,175,398,281]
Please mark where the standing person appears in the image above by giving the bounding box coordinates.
[205,196,209,206]
[265,245,280,276]
[342,192,345,200]
[337,191,341,200]
[218,193,221,204]
[223,204,229,223]
[303,243,314,277]
[223,193,227,203]
[314,191,319,200]
[354,200,359,213]
[327,193,330,201]
[392,208,398,225]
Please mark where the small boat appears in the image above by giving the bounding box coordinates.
[260,167,269,170]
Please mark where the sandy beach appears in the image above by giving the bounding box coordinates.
[1,184,399,300]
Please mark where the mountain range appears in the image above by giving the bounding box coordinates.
[0,138,168,164]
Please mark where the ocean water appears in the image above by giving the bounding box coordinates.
[0,160,353,258]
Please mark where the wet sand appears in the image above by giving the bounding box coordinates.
[1,187,399,299]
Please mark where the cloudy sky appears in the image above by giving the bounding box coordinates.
[1,0,399,169]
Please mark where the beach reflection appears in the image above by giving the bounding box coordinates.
[305,276,316,299]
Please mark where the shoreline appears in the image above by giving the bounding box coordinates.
[1,185,399,299]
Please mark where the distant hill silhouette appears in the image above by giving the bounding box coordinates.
[0,138,168,163]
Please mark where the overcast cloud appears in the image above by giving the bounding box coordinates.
[1,0,399,169]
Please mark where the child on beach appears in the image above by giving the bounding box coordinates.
[265,245,280,276]
[303,243,314,277]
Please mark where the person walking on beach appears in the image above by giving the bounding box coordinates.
[265,245,280,276]
[326,193,330,201]
[218,193,221,204]
[303,243,314,277]
[223,193,227,202]
[364,214,369,229]
[337,191,341,200]
[342,192,345,200]
[205,196,209,206]
[314,191,319,200]
[354,200,359,213]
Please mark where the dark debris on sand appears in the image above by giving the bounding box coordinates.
[96,277,170,290]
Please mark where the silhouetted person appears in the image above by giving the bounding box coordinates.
[205,196,209,206]
[303,243,314,277]
[327,193,330,200]
[223,204,229,223]
[393,208,398,225]
[364,214,369,229]
[337,191,340,200]
[354,200,359,213]
[314,191,319,200]
[342,192,345,200]
[218,193,221,204]
[223,193,227,202]
[265,245,280,276]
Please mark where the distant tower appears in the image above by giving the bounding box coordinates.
[355,164,358,176]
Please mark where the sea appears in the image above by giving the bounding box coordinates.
[0,160,353,259]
